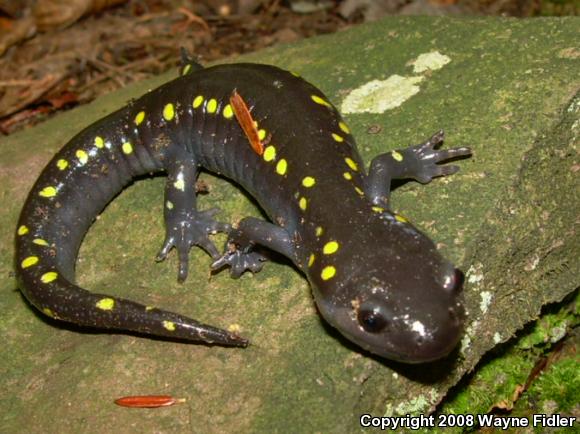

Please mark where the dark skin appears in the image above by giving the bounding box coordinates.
[16,61,470,362]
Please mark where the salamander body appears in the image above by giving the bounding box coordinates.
[16,59,470,362]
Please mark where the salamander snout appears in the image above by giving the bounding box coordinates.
[404,297,466,362]
[355,295,464,363]
[314,265,466,363]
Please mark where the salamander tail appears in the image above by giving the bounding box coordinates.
[15,226,247,347]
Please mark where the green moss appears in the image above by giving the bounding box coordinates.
[431,292,578,434]
[518,297,578,351]
[533,358,579,412]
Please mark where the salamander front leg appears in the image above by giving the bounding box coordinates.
[211,217,295,278]
[156,153,229,282]
[365,130,471,207]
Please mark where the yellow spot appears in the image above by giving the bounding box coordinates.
[17,225,29,236]
[145,306,154,311]
[276,159,288,176]
[42,307,55,318]
[395,214,409,223]
[263,146,276,162]
[343,172,353,181]
[299,197,307,211]
[223,104,233,119]
[323,241,339,255]
[332,133,344,143]
[182,64,192,75]
[311,95,332,108]
[258,129,266,141]
[207,98,218,114]
[163,103,175,121]
[39,186,57,198]
[55,159,68,170]
[290,71,300,77]
[193,95,204,108]
[95,136,105,149]
[308,254,315,267]
[122,142,133,154]
[41,271,58,283]
[96,298,115,311]
[392,150,403,162]
[355,186,364,196]
[339,121,350,134]
[174,177,185,191]
[372,206,385,213]
[315,226,323,237]
[134,111,145,126]
[321,266,336,281]
[166,201,174,210]
[345,157,358,171]
[33,239,49,246]
[163,320,176,331]
[302,176,316,188]
[228,323,241,333]
[21,256,39,269]
[76,150,88,165]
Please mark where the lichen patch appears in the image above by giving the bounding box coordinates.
[341,75,424,114]
[411,51,451,73]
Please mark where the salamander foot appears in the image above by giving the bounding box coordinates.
[404,130,472,184]
[156,208,230,282]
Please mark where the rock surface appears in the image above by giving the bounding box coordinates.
[0,16,578,433]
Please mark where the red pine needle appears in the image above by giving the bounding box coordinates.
[230,90,264,155]
[114,395,186,408]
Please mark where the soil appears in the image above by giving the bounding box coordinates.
[0,0,576,134]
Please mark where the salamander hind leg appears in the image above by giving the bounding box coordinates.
[156,149,230,282]
[211,217,295,278]
[365,130,472,207]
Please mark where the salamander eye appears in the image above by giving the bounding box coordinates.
[443,268,465,293]
[358,307,388,334]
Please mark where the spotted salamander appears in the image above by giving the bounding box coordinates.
[16,55,471,363]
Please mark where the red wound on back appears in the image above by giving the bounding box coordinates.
[230,90,264,156]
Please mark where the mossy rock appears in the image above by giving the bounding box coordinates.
[0,16,578,433]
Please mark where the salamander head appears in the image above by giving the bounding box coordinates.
[308,218,465,363]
